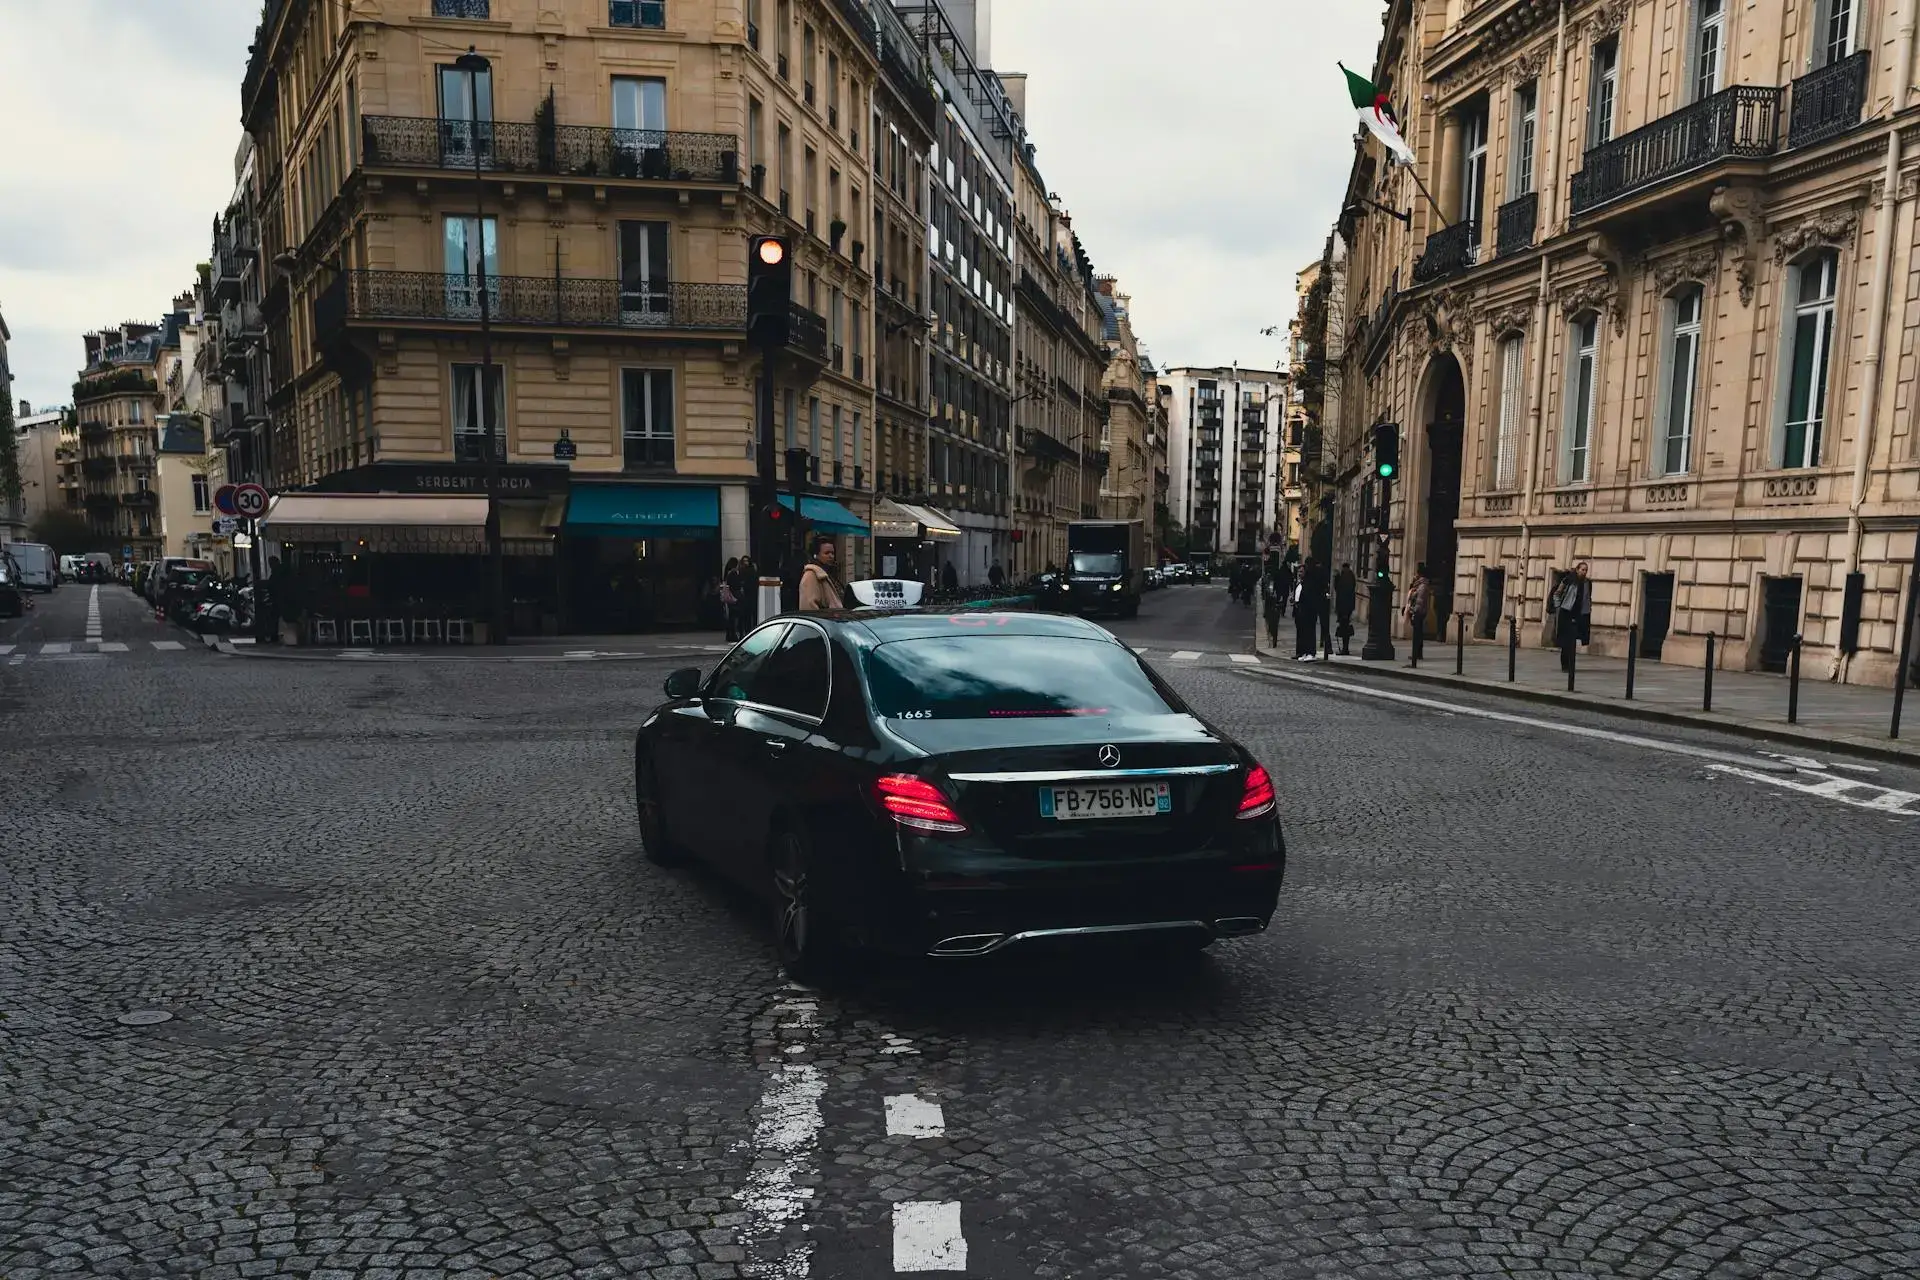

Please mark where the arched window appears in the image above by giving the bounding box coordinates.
[1658,286,1704,475]
[1779,252,1838,469]
[1562,314,1599,483]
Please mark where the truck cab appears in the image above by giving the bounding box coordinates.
[1059,520,1146,618]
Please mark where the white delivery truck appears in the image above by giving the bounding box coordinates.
[5,542,57,591]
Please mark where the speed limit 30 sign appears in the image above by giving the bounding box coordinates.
[233,484,270,518]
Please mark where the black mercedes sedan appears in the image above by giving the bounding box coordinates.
[634,609,1284,980]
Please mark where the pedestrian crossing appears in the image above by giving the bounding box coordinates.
[1129,648,1263,667]
[1,639,192,664]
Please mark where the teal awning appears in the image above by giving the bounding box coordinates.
[567,484,720,539]
[778,494,869,536]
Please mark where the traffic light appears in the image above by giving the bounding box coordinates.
[748,235,792,347]
[1372,421,1400,480]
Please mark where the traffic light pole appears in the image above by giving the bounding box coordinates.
[1361,475,1396,661]
[754,348,782,624]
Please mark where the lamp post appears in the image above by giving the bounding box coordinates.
[455,46,507,645]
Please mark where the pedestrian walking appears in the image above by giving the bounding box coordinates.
[1551,560,1593,672]
[1293,556,1327,660]
[1334,562,1357,656]
[1275,561,1295,617]
[1262,569,1283,650]
[988,560,1006,591]
[721,557,744,641]
[1403,564,1433,665]
[798,537,844,612]
[941,560,959,595]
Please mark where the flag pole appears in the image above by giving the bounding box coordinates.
[1402,164,1450,227]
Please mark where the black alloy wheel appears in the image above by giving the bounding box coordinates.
[635,753,687,867]
[771,822,835,982]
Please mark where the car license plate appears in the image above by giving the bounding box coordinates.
[1038,781,1172,821]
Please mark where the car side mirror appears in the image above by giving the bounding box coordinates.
[663,667,703,699]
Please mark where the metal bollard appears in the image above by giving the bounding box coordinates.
[1567,636,1577,692]
[1704,631,1716,712]
[1508,615,1518,682]
[1626,624,1638,701]
[1456,612,1468,675]
[1788,634,1803,725]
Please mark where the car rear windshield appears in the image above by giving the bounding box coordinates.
[863,635,1175,720]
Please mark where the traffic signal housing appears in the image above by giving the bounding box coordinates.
[1372,421,1401,480]
[748,235,793,347]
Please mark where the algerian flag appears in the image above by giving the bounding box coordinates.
[1341,64,1416,166]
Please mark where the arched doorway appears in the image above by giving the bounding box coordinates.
[1420,355,1466,637]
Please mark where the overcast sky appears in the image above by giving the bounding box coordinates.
[0,0,1380,410]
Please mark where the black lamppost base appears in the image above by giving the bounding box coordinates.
[1361,576,1396,661]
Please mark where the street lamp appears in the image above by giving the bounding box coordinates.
[454,46,507,646]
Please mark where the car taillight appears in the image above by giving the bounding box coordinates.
[1236,765,1275,820]
[875,774,968,835]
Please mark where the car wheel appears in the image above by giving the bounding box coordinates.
[635,752,688,867]
[770,821,837,983]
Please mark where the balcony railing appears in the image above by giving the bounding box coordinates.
[1412,219,1481,283]
[623,435,674,470]
[608,0,666,28]
[431,0,490,16]
[361,116,739,185]
[1570,84,1781,215]
[786,300,830,364]
[453,433,505,465]
[1495,192,1538,257]
[1789,52,1869,149]
[315,271,747,337]
[829,0,877,44]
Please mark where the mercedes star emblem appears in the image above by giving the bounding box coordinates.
[1098,745,1122,769]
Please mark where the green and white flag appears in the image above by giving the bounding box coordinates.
[1341,64,1416,166]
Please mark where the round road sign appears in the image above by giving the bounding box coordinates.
[233,484,270,518]
[213,484,238,516]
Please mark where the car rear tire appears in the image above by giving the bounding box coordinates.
[635,752,689,868]
[771,821,838,984]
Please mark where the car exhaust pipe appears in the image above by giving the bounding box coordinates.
[928,933,1006,957]
[1211,917,1265,938]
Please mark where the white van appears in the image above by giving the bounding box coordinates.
[6,542,57,591]
[59,554,83,582]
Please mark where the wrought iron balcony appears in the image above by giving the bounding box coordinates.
[1412,219,1481,284]
[828,0,877,44]
[1495,192,1538,257]
[1570,84,1781,216]
[785,300,830,365]
[608,0,666,28]
[360,115,739,185]
[314,271,748,339]
[431,0,489,15]
[1789,52,1869,149]
[453,433,506,465]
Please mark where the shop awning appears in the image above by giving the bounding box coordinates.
[778,494,869,536]
[897,504,962,541]
[566,484,720,539]
[499,498,564,556]
[870,499,922,540]
[258,494,490,552]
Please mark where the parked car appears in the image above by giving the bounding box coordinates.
[6,542,56,592]
[0,556,23,617]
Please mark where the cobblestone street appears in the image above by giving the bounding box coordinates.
[3,617,1918,1278]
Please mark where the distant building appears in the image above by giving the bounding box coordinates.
[16,403,76,531]
[75,320,169,562]
[0,306,21,544]
[1161,366,1287,558]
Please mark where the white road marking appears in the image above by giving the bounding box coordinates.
[1708,765,1920,814]
[40,642,71,654]
[1247,668,1801,773]
[1170,650,1202,661]
[879,1032,919,1056]
[736,991,825,1279]
[0,644,13,655]
[884,1094,946,1138]
[96,642,128,653]
[892,1201,967,1272]
[85,586,102,640]
[1228,653,1261,665]
[150,640,185,651]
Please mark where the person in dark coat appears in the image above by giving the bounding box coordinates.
[1293,556,1327,660]
[1333,563,1358,655]
[1275,560,1295,617]
[988,560,1006,591]
[1552,560,1593,672]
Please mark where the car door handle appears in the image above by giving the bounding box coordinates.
[762,738,789,755]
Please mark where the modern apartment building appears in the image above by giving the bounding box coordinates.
[1162,365,1287,559]
[239,0,883,634]
[1327,0,1918,686]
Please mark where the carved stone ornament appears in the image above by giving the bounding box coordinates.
[1586,0,1630,41]
[1710,186,1767,305]
[1772,208,1859,264]
[1506,45,1551,87]
[1558,276,1620,332]
[1647,246,1721,295]
[1486,299,1536,337]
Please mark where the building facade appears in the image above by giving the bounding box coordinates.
[15,405,77,533]
[1162,365,1287,559]
[1331,0,1918,684]
[1097,279,1151,525]
[239,0,886,635]
[75,322,170,562]
[0,308,20,544]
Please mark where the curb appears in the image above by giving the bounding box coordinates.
[1296,657,1920,767]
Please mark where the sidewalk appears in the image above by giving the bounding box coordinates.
[1251,600,1919,765]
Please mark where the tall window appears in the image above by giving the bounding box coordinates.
[1509,83,1538,197]
[808,396,822,471]
[747,0,762,49]
[1493,335,1525,490]
[1815,0,1855,65]
[748,98,764,191]
[1563,316,1598,483]
[802,24,816,103]
[775,0,791,74]
[777,123,792,210]
[611,77,668,174]
[1588,39,1619,148]
[804,146,818,231]
[451,363,506,456]
[1692,0,1726,101]
[436,62,493,167]
[192,473,211,513]
[621,369,674,469]
[442,215,498,317]
[617,221,671,321]
[1780,253,1838,469]
[831,404,842,479]
[1460,105,1489,227]
[1659,287,1704,475]
[783,388,797,449]
[827,52,840,128]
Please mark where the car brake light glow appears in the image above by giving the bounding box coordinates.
[1236,765,1275,820]
[875,774,969,834]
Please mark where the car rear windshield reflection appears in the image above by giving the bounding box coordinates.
[864,636,1171,721]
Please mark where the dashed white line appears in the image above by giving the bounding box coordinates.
[0,644,13,655]
[39,642,71,655]
[1228,653,1261,665]
[1170,650,1201,661]
[85,586,102,641]
[150,640,186,651]
[737,989,826,1280]
[96,642,128,653]
[892,1201,967,1272]
[884,1094,945,1138]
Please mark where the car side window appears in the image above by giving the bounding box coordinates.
[750,624,831,720]
[708,624,787,702]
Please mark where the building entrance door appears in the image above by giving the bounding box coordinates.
[1640,572,1675,659]
[1759,576,1803,673]
[1423,357,1466,637]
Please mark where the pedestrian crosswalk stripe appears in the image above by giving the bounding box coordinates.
[1170,650,1201,661]
[97,642,129,652]
[0,644,12,655]
[151,640,185,651]
[1229,653,1261,665]
[40,642,71,655]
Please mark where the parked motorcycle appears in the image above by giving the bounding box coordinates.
[188,580,253,636]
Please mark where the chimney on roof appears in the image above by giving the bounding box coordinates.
[19,400,30,418]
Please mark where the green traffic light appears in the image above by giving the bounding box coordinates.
[1377,462,1396,479]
